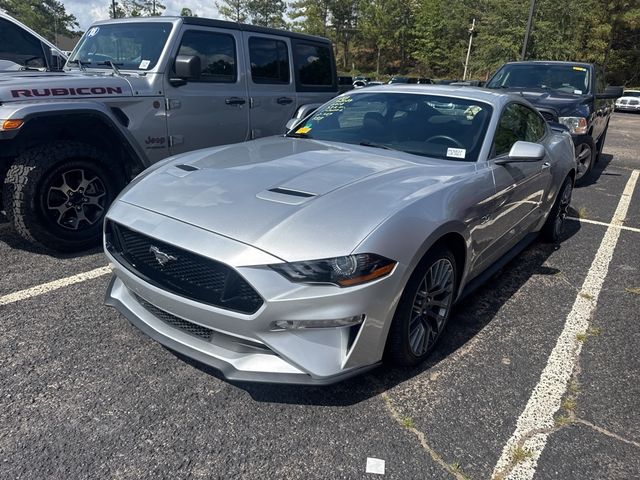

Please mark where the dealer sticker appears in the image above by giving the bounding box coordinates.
[446,147,466,159]
[139,60,151,69]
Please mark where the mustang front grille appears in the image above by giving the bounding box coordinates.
[105,221,263,314]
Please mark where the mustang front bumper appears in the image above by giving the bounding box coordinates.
[104,202,407,384]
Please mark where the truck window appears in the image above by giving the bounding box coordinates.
[294,43,332,86]
[248,37,289,84]
[178,30,236,83]
[0,17,46,69]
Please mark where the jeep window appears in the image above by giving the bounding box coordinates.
[249,37,290,84]
[487,64,591,95]
[493,103,545,157]
[177,30,236,82]
[0,18,46,69]
[294,43,332,86]
[69,23,173,70]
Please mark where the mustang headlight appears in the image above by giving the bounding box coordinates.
[270,253,396,287]
[558,116,588,135]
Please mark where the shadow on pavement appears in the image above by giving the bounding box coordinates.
[181,220,582,406]
[578,153,614,188]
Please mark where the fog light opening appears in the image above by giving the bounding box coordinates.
[271,314,365,331]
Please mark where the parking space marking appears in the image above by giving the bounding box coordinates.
[567,216,640,234]
[0,266,111,306]
[492,169,639,480]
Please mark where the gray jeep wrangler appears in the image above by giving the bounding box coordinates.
[0,16,338,251]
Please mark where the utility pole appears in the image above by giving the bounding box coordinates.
[463,18,476,81]
[111,0,117,18]
[521,0,536,60]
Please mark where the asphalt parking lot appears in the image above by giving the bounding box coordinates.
[1,113,639,480]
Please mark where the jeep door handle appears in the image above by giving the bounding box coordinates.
[277,97,294,105]
[225,97,246,106]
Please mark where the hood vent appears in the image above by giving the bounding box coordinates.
[176,164,199,172]
[267,187,315,198]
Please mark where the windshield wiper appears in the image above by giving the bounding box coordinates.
[97,61,123,76]
[359,140,395,150]
[69,59,87,71]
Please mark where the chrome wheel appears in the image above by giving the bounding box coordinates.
[575,143,592,181]
[46,168,107,230]
[408,258,455,356]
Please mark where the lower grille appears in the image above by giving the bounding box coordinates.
[105,221,263,314]
[136,294,213,341]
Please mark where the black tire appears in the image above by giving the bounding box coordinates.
[386,246,457,367]
[2,142,122,252]
[540,176,573,243]
[574,137,595,186]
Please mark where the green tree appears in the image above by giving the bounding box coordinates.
[180,7,196,16]
[0,0,80,41]
[289,0,332,36]
[140,0,166,16]
[216,0,249,23]
[247,0,287,28]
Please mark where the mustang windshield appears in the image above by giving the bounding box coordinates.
[487,64,591,95]
[287,92,493,162]
[68,23,173,70]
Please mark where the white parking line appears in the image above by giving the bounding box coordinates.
[492,169,640,480]
[0,266,111,306]
[567,216,640,234]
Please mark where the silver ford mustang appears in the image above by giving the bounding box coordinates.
[104,86,576,384]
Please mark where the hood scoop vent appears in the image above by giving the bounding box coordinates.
[267,187,315,198]
[176,164,199,172]
[257,187,317,205]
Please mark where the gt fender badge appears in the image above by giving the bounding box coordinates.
[149,245,177,266]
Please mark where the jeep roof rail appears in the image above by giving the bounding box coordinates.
[92,16,332,45]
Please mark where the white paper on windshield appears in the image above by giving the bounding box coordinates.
[446,147,466,159]
[139,60,151,69]
[574,89,583,94]
[87,27,99,37]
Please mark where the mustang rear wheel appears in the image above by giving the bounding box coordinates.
[386,246,457,367]
[2,142,121,252]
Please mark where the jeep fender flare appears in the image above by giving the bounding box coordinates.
[1,100,150,172]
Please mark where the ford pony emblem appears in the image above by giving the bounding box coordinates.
[149,245,177,266]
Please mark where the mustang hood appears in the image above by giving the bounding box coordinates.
[118,137,470,262]
[0,71,133,102]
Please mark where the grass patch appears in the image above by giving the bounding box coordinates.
[579,292,594,300]
[562,398,577,411]
[576,333,587,342]
[555,414,572,426]
[511,446,533,465]
[625,287,640,295]
[568,380,580,394]
[587,326,601,336]
[577,207,589,219]
[401,416,415,429]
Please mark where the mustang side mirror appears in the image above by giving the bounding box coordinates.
[170,55,201,86]
[596,86,623,99]
[496,141,546,164]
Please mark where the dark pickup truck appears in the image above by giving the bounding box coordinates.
[486,61,622,185]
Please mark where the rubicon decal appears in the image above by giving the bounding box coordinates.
[11,87,123,98]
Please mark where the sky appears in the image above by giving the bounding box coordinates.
[62,0,221,31]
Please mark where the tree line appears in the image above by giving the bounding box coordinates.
[1,0,638,84]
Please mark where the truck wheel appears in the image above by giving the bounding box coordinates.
[574,138,595,186]
[2,142,121,252]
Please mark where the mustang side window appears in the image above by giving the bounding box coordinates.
[493,103,544,157]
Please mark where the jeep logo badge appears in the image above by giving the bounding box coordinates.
[149,245,177,267]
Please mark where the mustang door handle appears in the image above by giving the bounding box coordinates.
[277,97,294,105]
[225,97,246,106]
[541,162,551,169]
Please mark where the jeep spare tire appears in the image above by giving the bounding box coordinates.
[2,142,121,252]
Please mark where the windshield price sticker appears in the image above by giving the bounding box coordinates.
[446,148,466,159]
[139,60,151,69]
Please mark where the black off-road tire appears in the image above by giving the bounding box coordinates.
[540,176,573,243]
[386,246,457,367]
[2,142,122,252]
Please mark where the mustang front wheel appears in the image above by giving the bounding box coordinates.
[386,246,457,367]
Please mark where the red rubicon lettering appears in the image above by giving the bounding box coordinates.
[90,87,106,94]
[51,88,68,96]
[76,87,90,94]
[106,87,123,94]
[32,89,51,97]
[11,89,32,97]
